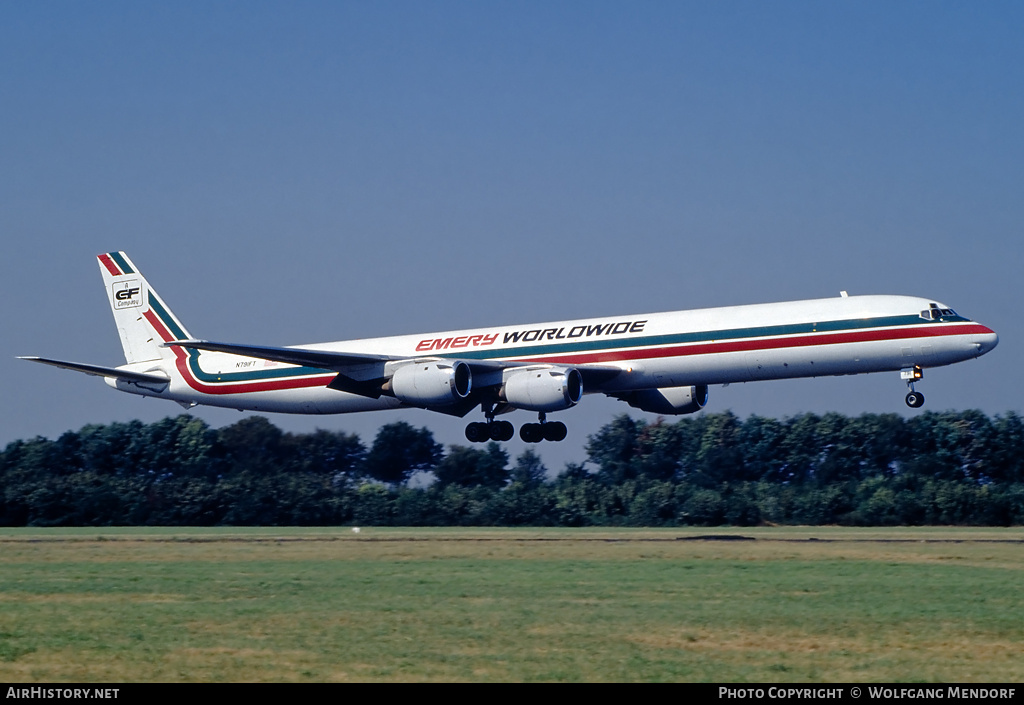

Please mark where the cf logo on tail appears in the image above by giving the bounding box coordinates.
[112,280,143,309]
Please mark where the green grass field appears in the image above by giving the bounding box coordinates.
[1,527,1022,682]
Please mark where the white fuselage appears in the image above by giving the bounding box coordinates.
[113,294,998,415]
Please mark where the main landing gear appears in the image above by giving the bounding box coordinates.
[902,365,925,408]
[464,408,567,443]
[465,420,514,442]
[465,402,514,442]
[520,413,567,443]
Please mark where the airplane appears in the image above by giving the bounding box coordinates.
[21,252,998,443]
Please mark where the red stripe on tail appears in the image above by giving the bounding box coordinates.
[97,254,122,276]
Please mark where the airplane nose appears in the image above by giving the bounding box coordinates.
[974,325,998,355]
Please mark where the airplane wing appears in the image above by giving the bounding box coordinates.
[164,339,623,398]
[18,357,170,387]
[163,339,403,371]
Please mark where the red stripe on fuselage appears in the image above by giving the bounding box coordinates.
[142,311,989,397]
[98,254,122,276]
[143,309,334,395]
[522,322,989,366]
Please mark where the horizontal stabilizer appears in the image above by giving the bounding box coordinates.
[18,357,170,386]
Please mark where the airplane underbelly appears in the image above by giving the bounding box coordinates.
[743,340,908,382]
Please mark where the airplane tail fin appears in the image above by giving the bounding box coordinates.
[96,252,193,364]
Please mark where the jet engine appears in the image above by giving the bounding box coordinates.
[621,385,709,415]
[389,361,472,406]
[502,368,583,412]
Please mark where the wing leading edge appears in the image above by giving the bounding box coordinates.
[162,339,404,370]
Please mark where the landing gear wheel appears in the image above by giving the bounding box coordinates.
[489,420,514,442]
[542,421,567,442]
[520,423,542,443]
[465,422,488,443]
[905,391,925,408]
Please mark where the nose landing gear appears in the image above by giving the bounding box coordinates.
[902,365,925,408]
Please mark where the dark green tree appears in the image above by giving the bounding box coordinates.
[217,416,285,475]
[632,420,684,481]
[692,411,744,484]
[287,428,365,478]
[362,422,443,484]
[434,443,509,488]
[737,415,786,481]
[509,448,548,488]
[586,414,641,484]
[990,412,1024,483]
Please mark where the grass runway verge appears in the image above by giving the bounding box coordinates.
[1,526,1022,682]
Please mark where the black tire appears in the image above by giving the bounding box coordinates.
[520,423,541,443]
[543,421,567,442]
[496,420,515,442]
[905,392,925,408]
[465,422,486,443]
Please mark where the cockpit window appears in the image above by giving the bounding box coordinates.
[919,307,959,321]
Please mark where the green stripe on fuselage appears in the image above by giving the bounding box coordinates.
[433,313,968,361]
[148,295,331,383]
[151,305,968,385]
[187,358,332,383]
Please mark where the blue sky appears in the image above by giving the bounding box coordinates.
[3,1,1021,469]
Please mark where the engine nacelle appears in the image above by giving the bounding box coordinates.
[622,385,709,415]
[502,368,583,412]
[390,361,472,406]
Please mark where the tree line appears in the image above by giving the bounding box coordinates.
[2,410,1023,527]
